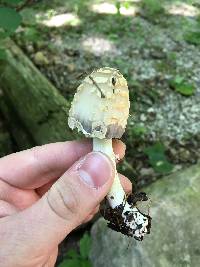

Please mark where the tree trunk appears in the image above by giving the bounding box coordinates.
[0,40,77,148]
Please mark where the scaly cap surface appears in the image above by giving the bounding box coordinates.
[68,67,130,139]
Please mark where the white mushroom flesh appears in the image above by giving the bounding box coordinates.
[68,67,151,240]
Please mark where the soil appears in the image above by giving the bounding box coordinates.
[100,192,151,241]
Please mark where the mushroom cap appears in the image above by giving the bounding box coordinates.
[68,67,130,139]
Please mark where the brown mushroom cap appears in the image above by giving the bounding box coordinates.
[68,67,130,139]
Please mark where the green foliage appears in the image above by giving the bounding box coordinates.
[0,1,23,58]
[131,124,148,137]
[79,232,92,259]
[144,142,173,174]
[184,31,200,45]
[167,52,177,63]
[23,27,41,42]
[1,0,23,4]
[122,1,131,9]
[115,1,121,15]
[0,7,22,33]
[141,0,165,18]
[19,8,38,26]
[170,76,195,96]
[183,15,200,45]
[97,15,133,38]
[59,258,92,267]
[0,48,7,59]
[58,233,92,267]
[175,83,195,96]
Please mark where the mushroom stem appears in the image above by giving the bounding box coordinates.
[93,137,151,240]
[93,138,125,208]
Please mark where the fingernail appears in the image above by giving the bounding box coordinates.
[77,152,113,188]
[115,139,126,151]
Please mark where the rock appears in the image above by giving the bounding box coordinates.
[66,63,75,73]
[34,51,49,66]
[140,114,147,122]
[178,147,191,162]
[90,164,200,267]
[26,44,34,53]
[140,167,155,177]
[150,49,166,59]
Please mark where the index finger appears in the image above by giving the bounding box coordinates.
[0,139,125,189]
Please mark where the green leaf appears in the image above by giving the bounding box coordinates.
[144,142,165,155]
[175,83,195,96]
[153,160,173,174]
[174,75,184,84]
[59,234,92,267]
[0,7,22,32]
[170,77,195,96]
[0,48,7,60]
[123,2,131,9]
[144,143,173,174]
[79,233,92,259]
[58,259,81,267]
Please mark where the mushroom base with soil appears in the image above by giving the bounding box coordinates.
[94,138,152,241]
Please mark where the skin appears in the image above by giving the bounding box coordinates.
[0,139,132,267]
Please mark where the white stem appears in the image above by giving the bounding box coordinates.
[93,138,151,240]
[93,138,125,208]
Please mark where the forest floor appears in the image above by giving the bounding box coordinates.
[11,0,200,187]
[0,0,200,265]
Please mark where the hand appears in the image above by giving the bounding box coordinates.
[0,140,132,267]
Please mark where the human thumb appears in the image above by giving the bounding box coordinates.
[45,151,114,233]
[1,152,114,256]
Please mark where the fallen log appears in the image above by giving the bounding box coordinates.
[0,94,34,150]
[0,131,13,157]
[0,40,76,147]
[0,105,13,156]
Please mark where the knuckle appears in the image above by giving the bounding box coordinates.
[47,180,80,221]
[30,146,44,170]
[58,182,79,215]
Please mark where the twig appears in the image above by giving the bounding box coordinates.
[89,75,105,98]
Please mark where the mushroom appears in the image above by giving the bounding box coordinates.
[68,67,151,240]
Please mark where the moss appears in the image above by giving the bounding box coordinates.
[0,40,77,146]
